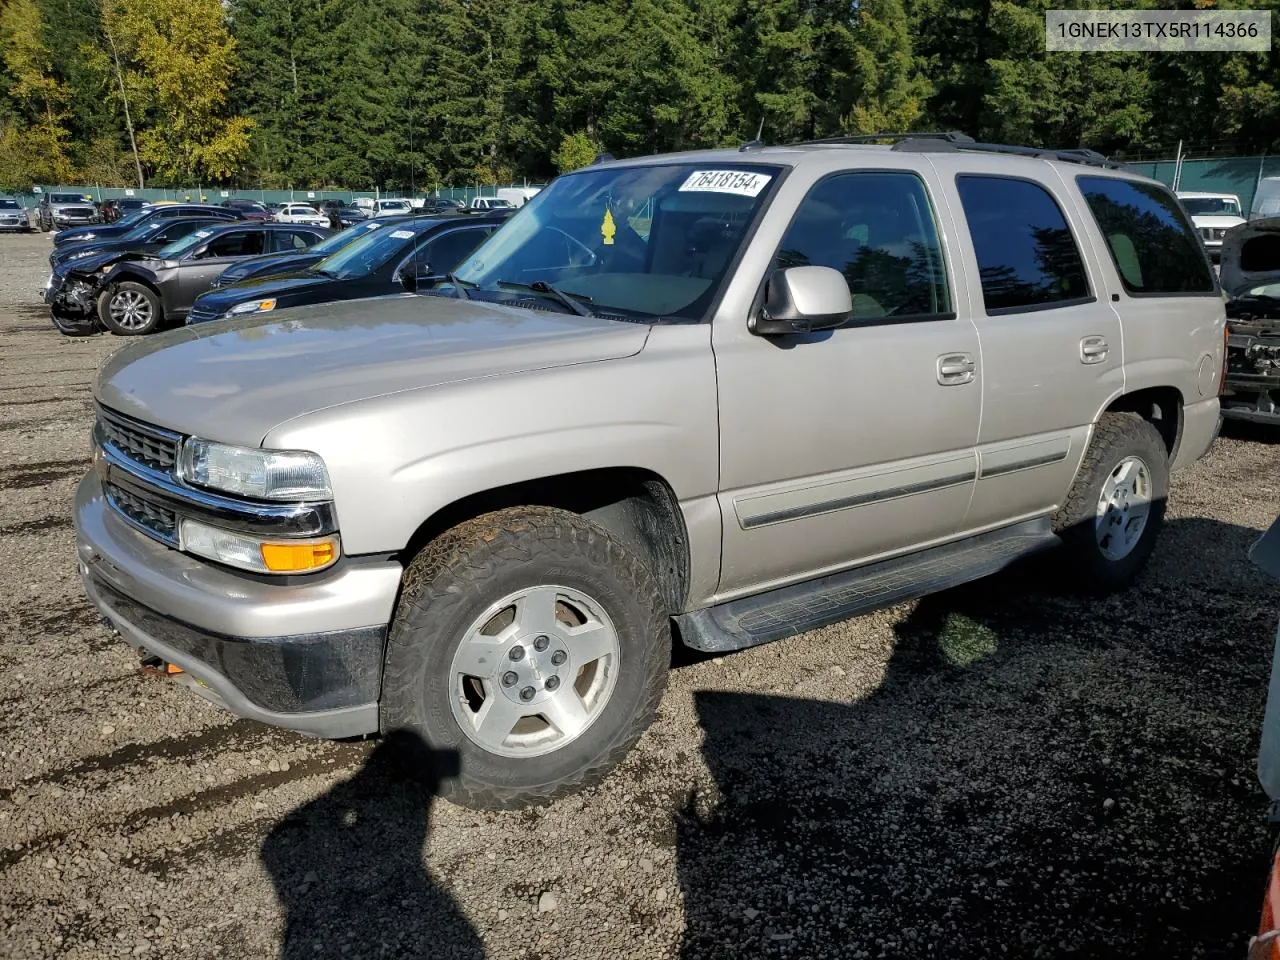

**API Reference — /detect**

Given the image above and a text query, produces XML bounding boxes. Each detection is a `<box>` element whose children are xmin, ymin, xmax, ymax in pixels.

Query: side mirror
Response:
<box><xmin>751</xmin><ymin>265</ymin><xmax>852</xmax><ymax>336</ymax></box>
<box><xmin>191</xmin><ymin>244</ymin><xmax>210</xmax><ymax>259</ymax></box>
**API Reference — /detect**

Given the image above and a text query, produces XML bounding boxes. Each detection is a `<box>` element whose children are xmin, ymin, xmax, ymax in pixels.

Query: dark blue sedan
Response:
<box><xmin>186</xmin><ymin>212</ymin><xmax>509</xmax><ymax>325</ymax></box>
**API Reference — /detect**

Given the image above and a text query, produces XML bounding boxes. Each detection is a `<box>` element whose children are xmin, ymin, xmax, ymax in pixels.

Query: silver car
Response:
<box><xmin>75</xmin><ymin>135</ymin><xmax>1225</xmax><ymax>808</ymax></box>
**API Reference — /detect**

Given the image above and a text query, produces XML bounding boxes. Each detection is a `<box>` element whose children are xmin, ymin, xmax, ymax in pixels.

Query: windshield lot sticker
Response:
<box><xmin>679</xmin><ymin>170</ymin><xmax>772</xmax><ymax>197</ymax></box>
<box><xmin>389</xmin><ymin>230</ymin><xmax>415</xmax><ymax>239</ymax></box>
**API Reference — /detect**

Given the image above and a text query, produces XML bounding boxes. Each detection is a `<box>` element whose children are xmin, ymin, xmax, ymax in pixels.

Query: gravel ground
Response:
<box><xmin>1</xmin><ymin>230</ymin><xmax>1279</xmax><ymax>960</ymax></box>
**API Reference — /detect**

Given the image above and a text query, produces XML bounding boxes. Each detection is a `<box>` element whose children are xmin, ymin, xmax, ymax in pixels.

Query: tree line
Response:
<box><xmin>1</xmin><ymin>0</ymin><xmax>1278</xmax><ymax>193</ymax></box>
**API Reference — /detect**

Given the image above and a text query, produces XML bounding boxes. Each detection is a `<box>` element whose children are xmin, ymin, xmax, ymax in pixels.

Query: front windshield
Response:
<box><xmin>453</xmin><ymin>163</ymin><xmax>781</xmax><ymax>320</ymax></box>
<box><xmin>114</xmin><ymin>208</ymin><xmax>151</xmax><ymax>228</ymax></box>
<box><xmin>0</xmin><ymin>199</ymin><xmax>19</xmax><ymax>209</ymax></box>
<box><xmin>158</xmin><ymin>227</ymin><xmax>217</xmax><ymax>258</ymax></box>
<box><xmin>122</xmin><ymin>220</ymin><xmax>169</xmax><ymax>241</ymax></box>
<box><xmin>51</xmin><ymin>194</ymin><xmax>88</xmax><ymax>204</ymax></box>
<box><xmin>1182</xmin><ymin>197</ymin><xmax>1242</xmax><ymax>217</ymax></box>
<box><xmin>314</xmin><ymin>221</ymin><xmax>426</xmax><ymax>279</ymax></box>
<box><xmin>309</xmin><ymin>219</ymin><xmax>384</xmax><ymax>255</ymax></box>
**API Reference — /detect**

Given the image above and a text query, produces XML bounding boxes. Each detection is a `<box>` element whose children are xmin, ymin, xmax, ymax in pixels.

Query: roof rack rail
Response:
<box><xmin>890</xmin><ymin>137</ymin><xmax>1120</xmax><ymax>168</ymax></box>
<box><xmin>795</xmin><ymin>131</ymin><xmax>974</xmax><ymax>147</ymax></box>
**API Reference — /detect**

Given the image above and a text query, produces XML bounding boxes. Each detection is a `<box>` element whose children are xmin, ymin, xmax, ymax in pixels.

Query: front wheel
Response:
<box><xmin>98</xmin><ymin>281</ymin><xmax>162</xmax><ymax>335</ymax></box>
<box><xmin>1054</xmin><ymin>412</ymin><xmax>1170</xmax><ymax>592</ymax></box>
<box><xmin>381</xmin><ymin>507</ymin><xmax>670</xmax><ymax>810</ymax></box>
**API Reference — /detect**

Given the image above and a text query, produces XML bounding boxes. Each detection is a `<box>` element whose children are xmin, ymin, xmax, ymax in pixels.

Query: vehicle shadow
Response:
<box><xmin>1220</xmin><ymin>418</ymin><xmax>1280</xmax><ymax>445</ymax></box>
<box><xmin>676</xmin><ymin>516</ymin><xmax>1278</xmax><ymax>958</ymax></box>
<box><xmin>260</xmin><ymin>730</ymin><xmax>482</xmax><ymax>960</ymax></box>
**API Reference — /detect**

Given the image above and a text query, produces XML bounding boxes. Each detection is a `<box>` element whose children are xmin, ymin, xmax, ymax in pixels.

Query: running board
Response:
<box><xmin>675</xmin><ymin>518</ymin><xmax>1059</xmax><ymax>653</ymax></box>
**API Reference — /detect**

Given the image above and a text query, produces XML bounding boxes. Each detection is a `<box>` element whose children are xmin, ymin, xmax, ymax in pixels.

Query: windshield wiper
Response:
<box><xmin>444</xmin><ymin>272</ymin><xmax>475</xmax><ymax>300</ymax></box>
<box><xmin>495</xmin><ymin>279</ymin><xmax>594</xmax><ymax>317</ymax></box>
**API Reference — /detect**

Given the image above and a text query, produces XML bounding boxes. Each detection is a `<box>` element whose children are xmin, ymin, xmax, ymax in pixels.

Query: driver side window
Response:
<box><xmin>202</xmin><ymin>230</ymin><xmax>265</xmax><ymax>258</ymax></box>
<box><xmin>776</xmin><ymin>172</ymin><xmax>953</xmax><ymax>321</ymax></box>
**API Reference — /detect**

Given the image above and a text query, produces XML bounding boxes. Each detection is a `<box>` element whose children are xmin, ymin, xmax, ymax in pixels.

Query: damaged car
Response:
<box><xmin>1221</xmin><ymin>218</ymin><xmax>1280</xmax><ymax>426</ymax></box>
<box><xmin>50</xmin><ymin>221</ymin><xmax>328</xmax><ymax>336</ymax></box>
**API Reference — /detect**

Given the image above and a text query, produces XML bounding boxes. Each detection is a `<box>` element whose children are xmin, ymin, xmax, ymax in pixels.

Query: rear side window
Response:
<box><xmin>774</xmin><ymin>171</ymin><xmax>952</xmax><ymax>321</ymax></box>
<box><xmin>956</xmin><ymin>175</ymin><xmax>1090</xmax><ymax>314</ymax></box>
<box><xmin>1076</xmin><ymin>177</ymin><xmax>1214</xmax><ymax>295</ymax></box>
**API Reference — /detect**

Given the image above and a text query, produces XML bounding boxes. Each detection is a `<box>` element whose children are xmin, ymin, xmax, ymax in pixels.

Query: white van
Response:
<box><xmin>1252</xmin><ymin>178</ymin><xmax>1280</xmax><ymax>220</ymax></box>
<box><xmin>495</xmin><ymin>187</ymin><xmax>542</xmax><ymax>208</ymax></box>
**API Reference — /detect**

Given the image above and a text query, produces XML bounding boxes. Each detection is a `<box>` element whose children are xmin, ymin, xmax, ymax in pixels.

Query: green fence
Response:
<box><xmin>4</xmin><ymin>183</ymin><xmax>547</xmax><ymax>208</ymax></box>
<box><xmin>1122</xmin><ymin>155</ymin><xmax>1279</xmax><ymax>214</ymax></box>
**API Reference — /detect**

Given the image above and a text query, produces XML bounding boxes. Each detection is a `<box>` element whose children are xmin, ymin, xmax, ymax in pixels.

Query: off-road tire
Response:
<box><xmin>39</xmin><ymin>219</ymin><xmax>49</xmax><ymax>232</ymax></box>
<box><xmin>1053</xmin><ymin>412</ymin><xmax>1169</xmax><ymax>593</ymax></box>
<box><xmin>98</xmin><ymin>281</ymin><xmax>162</xmax><ymax>336</ymax></box>
<box><xmin>381</xmin><ymin>506</ymin><xmax>671</xmax><ymax>810</ymax></box>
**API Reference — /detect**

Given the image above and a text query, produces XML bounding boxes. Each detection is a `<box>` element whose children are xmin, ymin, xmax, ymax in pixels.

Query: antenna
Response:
<box><xmin>755</xmin><ymin>116</ymin><xmax>765</xmax><ymax>141</ymax></box>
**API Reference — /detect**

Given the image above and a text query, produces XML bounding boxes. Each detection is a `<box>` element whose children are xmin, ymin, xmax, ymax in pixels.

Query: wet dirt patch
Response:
<box><xmin>0</xmin><ymin>516</ymin><xmax>73</xmax><ymax>538</ymax></box>
<box><xmin>0</xmin><ymin>460</ymin><xmax>87</xmax><ymax>490</ymax></box>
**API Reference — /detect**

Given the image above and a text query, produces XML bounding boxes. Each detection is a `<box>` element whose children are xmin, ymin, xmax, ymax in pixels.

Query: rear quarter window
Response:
<box><xmin>1076</xmin><ymin>177</ymin><xmax>1214</xmax><ymax>296</ymax></box>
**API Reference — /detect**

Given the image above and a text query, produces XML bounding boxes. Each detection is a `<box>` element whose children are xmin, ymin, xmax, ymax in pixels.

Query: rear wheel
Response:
<box><xmin>381</xmin><ymin>507</ymin><xmax>670</xmax><ymax>810</ymax></box>
<box><xmin>98</xmin><ymin>281</ymin><xmax>162</xmax><ymax>335</ymax></box>
<box><xmin>1054</xmin><ymin>413</ymin><xmax>1169</xmax><ymax>592</ymax></box>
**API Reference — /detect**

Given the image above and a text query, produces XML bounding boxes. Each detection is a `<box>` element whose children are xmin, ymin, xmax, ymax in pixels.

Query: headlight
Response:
<box><xmin>180</xmin><ymin>518</ymin><xmax>339</xmax><ymax>574</ymax></box>
<box><xmin>178</xmin><ymin>439</ymin><xmax>332</xmax><ymax>501</ymax></box>
<box><xmin>227</xmin><ymin>298</ymin><xmax>276</xmax><ymax>317</ymax></box>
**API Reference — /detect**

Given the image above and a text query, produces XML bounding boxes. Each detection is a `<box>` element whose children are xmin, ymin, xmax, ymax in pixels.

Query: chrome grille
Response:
<box><xmin>104</xmin><ymin>482</ymin><xmax>179</xmax><ymax>546</ymax></box>
<box><xmin>97</xmin><ymin>406</ymin><xmax>180</xmax><ymax>473</ymax></box>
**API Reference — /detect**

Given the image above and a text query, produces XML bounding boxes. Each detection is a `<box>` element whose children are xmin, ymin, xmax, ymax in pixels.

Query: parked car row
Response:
<box><xmin>45</xmin><ymin>208</ymin><xmax>511</xmax><ymax>336</ymax></box>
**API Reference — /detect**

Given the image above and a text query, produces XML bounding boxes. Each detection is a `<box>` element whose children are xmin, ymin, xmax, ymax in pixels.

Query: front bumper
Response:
<box><xmin>74</xmin><ymin>471</ymin><xmax>402</xmax><ymax>737</ymax></box>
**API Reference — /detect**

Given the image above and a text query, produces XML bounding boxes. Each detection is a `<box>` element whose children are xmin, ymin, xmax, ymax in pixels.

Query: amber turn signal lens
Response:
<box><xmin>260</xmin><ymin>539</ymin><xmax>338</xmax><ymax>573</ymax></box>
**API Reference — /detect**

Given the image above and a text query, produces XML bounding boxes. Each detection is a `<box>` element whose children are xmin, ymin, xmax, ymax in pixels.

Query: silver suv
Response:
<box><xmin>37</xmin><ymin>191</ymin><xmax>100</xmax><ymax>231</ymax></box>
<box><xmin>75</xmin><ymin>135</ymin><xmax>1225</xmax><ymax>808</ymax></box>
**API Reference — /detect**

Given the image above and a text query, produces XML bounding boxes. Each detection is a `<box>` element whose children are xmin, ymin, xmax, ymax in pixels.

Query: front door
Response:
<box><xmin>176</xmin><ymin>229</ymin><xmax>267</xmax><ymax>313</ymax></box>
<box><xmin>938</xmin><ymin>166</ymin><xmax>1125</xmax><ymax>529</ymax></box>
<box><xmin>713</xmin><ymin>167</ymin><xmax>983</xmax><ymax>598</ymax></box>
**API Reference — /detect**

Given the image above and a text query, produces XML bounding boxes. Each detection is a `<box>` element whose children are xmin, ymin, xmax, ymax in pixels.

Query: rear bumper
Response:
<box><xmin>74</xmin><ymin>472</ymin><xmax>401</xmax><ymax>738</ymax></box>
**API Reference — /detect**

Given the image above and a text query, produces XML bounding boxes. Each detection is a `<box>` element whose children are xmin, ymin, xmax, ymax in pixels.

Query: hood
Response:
<box><xmin>1220</xmin><ymin>217</ymin><xmax>1280</xmax><ymax>299</ymax></box>
<box><xmin>1190</xmin><ymin>214</ymin><xmax>1246</xmax><ymax>229</ymax></box>
<box><xmin>52</xmin><ymin>237</ymin><xmax>154</xmax><ymax>267</ymax></box>
<box><xmin>54</xmin><ymin>223</ymin><xmax>123</xmax><ymax>245</ymax></box>
<box><xmin>95</xmin><ymin>294</ymin><xmax>652</xmax><ymax>445</ymax></box>
<box><xmin>55</xmin><ymin>246</ymin><xmax>142</xmax><ymax>277</ymax></box>
<box><xmin>67</xmin><ymin>249</ymin><xmax>164</xmax><ymax>278</ymax></box>
<box><xmin>217</xmin><ymin>251</ymin><xmax>320</xmax><ymax>283</ymax></box>
<box><xmin>195</xmin><ymin>273</ymin><xmax>331</xmax><ymax>313</ymax></box>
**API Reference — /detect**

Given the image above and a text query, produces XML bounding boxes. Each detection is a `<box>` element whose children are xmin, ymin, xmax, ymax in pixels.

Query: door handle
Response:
<box><xmin>1080</xmin><ymin>336</ymin><xmax>1109</xmax><ymax>364</ymax></box>
<box><xmin>937</xmin><ymin>353</ymin><xmax>976</xmax><ymax>385</ymax></box>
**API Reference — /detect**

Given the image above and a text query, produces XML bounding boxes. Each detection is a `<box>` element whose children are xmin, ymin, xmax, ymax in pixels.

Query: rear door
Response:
<box><xmin>1073</xmin><ymin>174</ymin><xmax>1222</xmax><ymax>458</ymax></box>
<box><xmin>175</xmin><ymin>229</ymin><xmax>267</xmax><ymax>311</ymax></box>
<box><xmin>939</xmin><ymin>163</ymin><xmax>1124</xmax><ymax>529</ymax></box>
